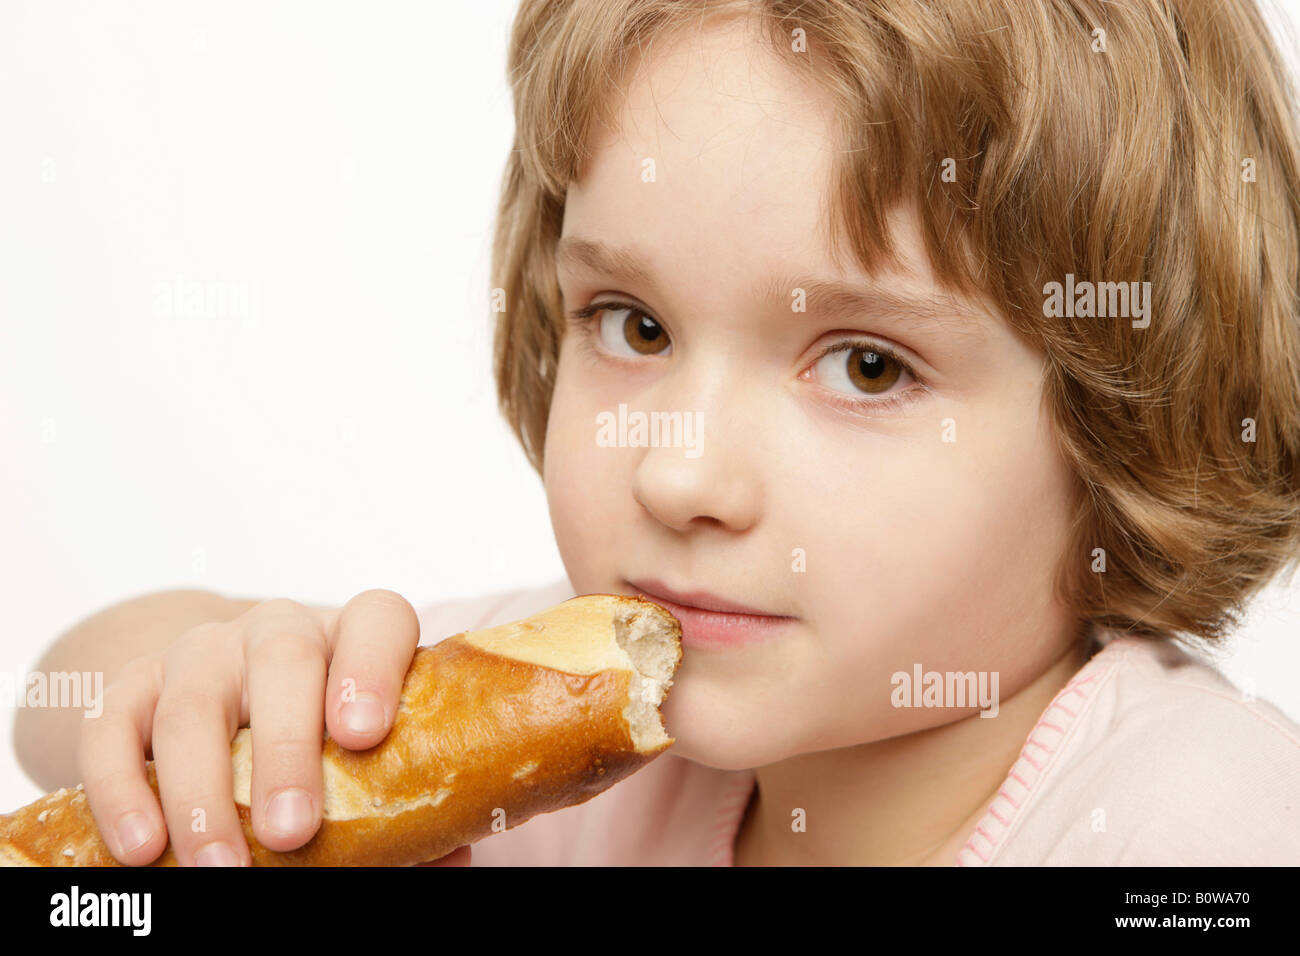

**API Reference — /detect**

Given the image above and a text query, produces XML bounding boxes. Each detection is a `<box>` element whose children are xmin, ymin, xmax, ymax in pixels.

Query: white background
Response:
<box><xmin>3</xmin><ymin>0</ymin><xmax>1299</xmax><ymax>813</ymax></box>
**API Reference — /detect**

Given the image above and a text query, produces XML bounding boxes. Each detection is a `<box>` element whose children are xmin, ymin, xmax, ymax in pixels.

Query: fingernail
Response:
<box><xmin>341</xmin><ymin>692</ymin><xmax>385</xmax><ymax>735</ymax></box>
<box><xmin>194</xmin><ymin>841</ymin><xmax>240</xmax><ymax>866</ymax></box>
<box><xmin>266</xmin><ymin>787</ymin><xmax>313</xmax><ymax>834</ymax></box>
<box><xmin>115</xmin><ymin>810</ymin><xmax>153</xmax><ymax>854</ymax></box>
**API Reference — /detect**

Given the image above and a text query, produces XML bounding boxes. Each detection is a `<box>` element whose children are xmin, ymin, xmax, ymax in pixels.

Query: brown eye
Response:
<box><xmin>591</xmin><ymin>305</ymin><xmax>671</xmax><ymax>357</ymax></box>
<box><xmin>844</xmin><ymin>347</ymin><xmax>901</xmax><ymax>394</ymax></box>
<box><xmin>622</xmin><ymin>309</ymin><xmax>669</xmax><ymax>355</ymax></box>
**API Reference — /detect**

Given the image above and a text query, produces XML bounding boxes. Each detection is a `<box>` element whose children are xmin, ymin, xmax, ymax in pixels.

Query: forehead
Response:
<box><xmin>609</xmin><ymin>15</ymin><xmax>831</xmax><ymax>143</ymax></box>
<box><xmin>565</xmin><ymin>15</ymin><xmax>838</xmax><ymax>258</ymax></box>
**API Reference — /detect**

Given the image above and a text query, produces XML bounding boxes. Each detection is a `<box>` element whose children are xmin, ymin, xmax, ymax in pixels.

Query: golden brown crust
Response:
<box><xmin>0</xmin><ymin>595</ymin><xmax>680</xmax><ymax>866</ymax></box>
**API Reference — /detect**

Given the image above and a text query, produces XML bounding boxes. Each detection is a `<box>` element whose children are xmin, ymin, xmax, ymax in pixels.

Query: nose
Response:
<box><xmin>630</xmin><ymin>386</ymin><xmax>761</xmax><ymax>534</ymax></box>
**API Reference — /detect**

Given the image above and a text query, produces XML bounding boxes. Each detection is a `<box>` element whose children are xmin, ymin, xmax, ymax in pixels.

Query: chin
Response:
<box><xmin>659</xmin><ymin>693</ymin><xmax>790</xmax><ymax>771</ymax></box>
<box><xmin>665</xmin><ymin>735</ymin><xmax>763</xmax><ymax>772</ymax></box>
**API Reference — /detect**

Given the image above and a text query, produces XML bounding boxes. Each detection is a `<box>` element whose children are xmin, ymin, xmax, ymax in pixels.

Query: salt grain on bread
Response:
<box><xmin>0</xmin><ymin>594</ymin><xmax>682</xmax><ymax>866</ymax></box>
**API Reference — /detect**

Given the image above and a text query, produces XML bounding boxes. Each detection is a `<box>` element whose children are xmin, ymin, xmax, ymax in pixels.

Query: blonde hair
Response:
<box><xmin>491</xmin><ymin>0</ymin><xmax>1300</xmax><ymax>650</ymax></box>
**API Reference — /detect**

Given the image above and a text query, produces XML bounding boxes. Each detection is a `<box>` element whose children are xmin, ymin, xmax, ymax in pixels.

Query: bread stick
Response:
<box><xmin>0</xmin><ymin>593</ymin><xmax>682</xmax><ymax>866</ymax></box>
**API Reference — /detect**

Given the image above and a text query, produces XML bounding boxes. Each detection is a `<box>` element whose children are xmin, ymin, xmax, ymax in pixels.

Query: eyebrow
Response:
<box><xmin>555</xmin><ymin>236</ymin><xmax>985</xmax><ymax>339</ymax></box>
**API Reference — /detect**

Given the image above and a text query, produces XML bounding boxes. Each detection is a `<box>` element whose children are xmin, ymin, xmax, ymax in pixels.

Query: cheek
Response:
<box><xmin>542</xmin><ymin>346</ymin><xmax>623</xmax><ymax>590</ymax></box>
<box><xmin>761</xmin><ymin>408</ymin><xmax>1076</xmax><ymax>733</ymax></box>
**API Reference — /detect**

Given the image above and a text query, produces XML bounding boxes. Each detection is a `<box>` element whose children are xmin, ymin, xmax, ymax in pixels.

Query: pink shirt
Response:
<box><xmin>416</xmin><ymin>578</ymin><xmax>1300</xmax><ymax>865</ymax></box>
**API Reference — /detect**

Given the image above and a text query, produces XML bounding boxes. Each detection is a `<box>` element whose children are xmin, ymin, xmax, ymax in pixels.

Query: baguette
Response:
<box><xmin>0</xmin><ymin>593</ymin><xmax>682</xmax><ymax>866</ymax></box>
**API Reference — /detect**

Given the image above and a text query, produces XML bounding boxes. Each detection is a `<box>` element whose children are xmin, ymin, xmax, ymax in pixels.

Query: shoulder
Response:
<box><xmin>983</xmin><ymin>636</ymin><xmax>1300</xmax><ymax>866</ymax></box>
<box><xmin>1084</xmin><ymin>636</ymin><xmax>1300</xmax><ymax>781</ymax></box>
<box><xmin>414</xmin><ymin>577</ymin><xmax>577</xmax><ymax>646</ymax></box>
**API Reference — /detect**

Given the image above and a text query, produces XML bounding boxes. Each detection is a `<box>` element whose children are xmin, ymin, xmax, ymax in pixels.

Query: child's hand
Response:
<box><xmin>77</xmin><ymin>589</ymin><xmax>421</xmax><ymax>866</ymax></box>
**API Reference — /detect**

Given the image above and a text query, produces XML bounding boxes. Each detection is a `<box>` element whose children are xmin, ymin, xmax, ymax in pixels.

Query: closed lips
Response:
<box><xmin>625</xmin><ymin>580</ymin><xmax>796</xmax><ymax>650</ymax></box>
<box><xmin>625</xmin><ymin>578</ymin><xmax>791</xmax><ymax>617</ymax></box>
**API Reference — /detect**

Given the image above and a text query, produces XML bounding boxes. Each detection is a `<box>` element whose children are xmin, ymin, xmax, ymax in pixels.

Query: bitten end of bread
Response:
<box><xmin>456</xmin><ymin>593</ymin><xmax>681</xmax><ymax>754</ymax></box>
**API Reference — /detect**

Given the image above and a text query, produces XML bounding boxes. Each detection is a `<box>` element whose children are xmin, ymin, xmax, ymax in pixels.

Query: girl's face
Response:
<box><xmin>543</xmin><ymin>17</ymin><xmax>1080</xmax><ymax>770</ymax></box>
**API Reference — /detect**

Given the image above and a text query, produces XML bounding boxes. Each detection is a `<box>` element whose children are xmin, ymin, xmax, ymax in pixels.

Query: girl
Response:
<box><xmin>17</xmin><ymin>0</ymin><xmax>1300</xmax><ymax>865</ymax></box>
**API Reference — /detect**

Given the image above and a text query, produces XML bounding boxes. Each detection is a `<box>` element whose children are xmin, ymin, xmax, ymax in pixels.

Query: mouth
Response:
<box><xmin>623</xmin><ymin>577</ymin><xmax>796</xmax><ymax>650</ymax></box>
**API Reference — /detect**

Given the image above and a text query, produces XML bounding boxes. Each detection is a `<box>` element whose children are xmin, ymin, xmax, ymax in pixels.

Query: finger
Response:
<box><xmin>150</xmin><ymin>623</ymin><xmax>248</xmax><ymax>866</ymax></box>
<box><xmin>242</xmin><ymin>599</ymin><xmax>328</xmax><ymax>852</ymax></box>
<box><xmin>78</xmin><ymin>655</ymin><xmax>170</xmax><ymax>865</ymax></box>
<box><xmin>323</xmin><ymin>589</ymin><xmax>420</xmax><ymax>750</ymax></box>
<box><xmin>412</xmin><ymin>845</ymin><xmax>472</xmax><ymax>866</ymax></box>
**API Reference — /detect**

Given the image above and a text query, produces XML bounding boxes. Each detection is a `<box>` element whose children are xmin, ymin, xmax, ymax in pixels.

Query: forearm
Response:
<box><xmin>10</xmin><ymin>589</ymin><xmax>264</xmax><ymax>793</ymax></box>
